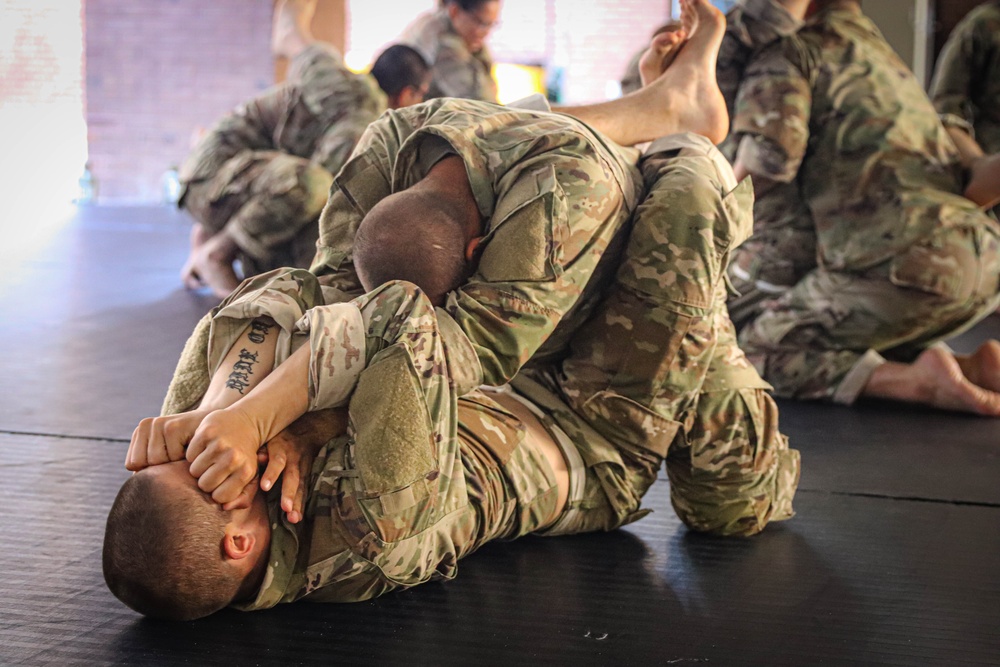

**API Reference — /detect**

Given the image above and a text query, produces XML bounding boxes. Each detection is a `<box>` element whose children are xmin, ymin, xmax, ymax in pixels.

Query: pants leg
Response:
<box><xmin>181</xmin><ymin>150</ymin><xmax>333</xmax><ymax>277</ymax></box>
<box><xmin>527</xmin><ymin>134</ymin><xmax>798</xmax><ymax>536</ymax></box>
<box><xmin>738</xmin><ymin>221</ymin><xmax>1000</xmax><ymax>402</ymax></box>
<box><xmin>667</xmin><ymin>298</ymin><xmax>799</xmax><ymax>535</ymax></box>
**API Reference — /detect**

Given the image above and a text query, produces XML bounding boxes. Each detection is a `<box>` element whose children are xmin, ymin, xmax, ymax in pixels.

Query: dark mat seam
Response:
<box><xmin>797</xmin><ymin>487</ymin><xmax>1000</xmax><ymax>508</ymax></box>
<box><xmin>0</xmin><ymin>429</ymin><xmax>127</xmax><ymax>444</ymax></box>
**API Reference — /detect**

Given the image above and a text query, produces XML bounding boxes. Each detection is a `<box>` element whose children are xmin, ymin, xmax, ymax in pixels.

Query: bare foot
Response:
<box><xmin>641</xmin><ymin>0</ymin><xmax>730</xmax><ymax>144</ymax></box>
<box><xmin>956</xmin><ymin>340</ymin><xmax>1000</xmax><ymax>393</ymax></box>
<box><xmin>965</xmin><ymin>153</ymin><xmax>1000</xmax><ymax>210</ymax></box>
<box><xmin>271</xmin><ymin>0</ymin><xmax>317</xmax><ymax>60</ymax></box>
<box><xmin>638</xmin><ymin>25</ymin><xmax>686</xmax><ymax>87</ymax></box>
<box><xmin>180</xmin><ymin>257</ymin><xmax>204</xmax><ymax>291</ymax></box>
<box><xmin>189</xmin><ymin>232</ymin><xmax>241</xmax><ymax>299</ymax></box>
<box><xmin>864</xmin><ymin>346</ymin><xmax>1000</xmax><ymax>416</ymax></box>
<box><xmin>551</xmin><ymin>0</ymin><xmax>727</xmax><ymax>147</ymax></box>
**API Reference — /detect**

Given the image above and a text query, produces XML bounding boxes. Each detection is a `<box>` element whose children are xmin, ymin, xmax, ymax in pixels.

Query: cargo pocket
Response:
<box><xmin>889</xmin><ymin>226</ymin><xmax>980</xmax><ymax>303</ymax></box>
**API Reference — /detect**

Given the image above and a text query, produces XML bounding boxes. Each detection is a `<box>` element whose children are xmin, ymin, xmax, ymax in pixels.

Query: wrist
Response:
<box><xmin>221</xmin><ymin>403</ymin><xmax>271</xmax><ymax>453</ymax></box>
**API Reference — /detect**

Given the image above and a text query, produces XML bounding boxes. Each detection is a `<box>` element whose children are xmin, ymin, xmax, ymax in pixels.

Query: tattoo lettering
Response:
<box><xmin>225</xmin><ymin>348</ymin><xmax>259</xmax><ymax>394</ymax></box>
<box><xmin>247</xmin><ymin>319</ymin><xmax>273</xmax><ymax>344</ymax></box>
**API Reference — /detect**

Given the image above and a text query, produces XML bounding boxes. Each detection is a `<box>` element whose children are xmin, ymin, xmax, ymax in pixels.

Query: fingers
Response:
<box><xmin>125</xmin><ymin>419</ymin><xmax>152</xmax><ymax>471</ymax></box>
<box><xmin>126</xmin><ymin>416</ymin><xmax>193</xmax><ymax>471</ymax></box>
<box><xmin>280</xmin><ymin>460</ymin><xmax>305</xmax><ymax>524</ymax></box>
<box><xmin>222</xmin><ymin>476</ymin><xmax>259</xmax><ymax>511</ymax></box>
<box><xmin>260</xmin><ymin>450</ymin><xmax>288</xmax><ymax>493</ymax></box>
<box><xmin>201</xmin><ymin>460</ymin><xmax>258</xmax><ymax>505</ymax></box>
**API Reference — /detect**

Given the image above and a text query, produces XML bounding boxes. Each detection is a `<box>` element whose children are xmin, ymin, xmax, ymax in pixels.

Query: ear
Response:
<box><xmin>222</xmin><ymin>525</ymin><xmax>257</xmax><ymax>561</ymax></box>
<box><xmin>464</xmin><ymin>236</ymin><xmax>484</xmax><ymax>263</ymax></box>
<box><xmin>447</xmin><ymin>2</ymin><xmax>461</xmax><ymax>22</ymax></box>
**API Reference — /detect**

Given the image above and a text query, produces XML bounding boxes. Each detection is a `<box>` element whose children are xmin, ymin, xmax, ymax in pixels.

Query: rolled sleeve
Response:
<box><xmin>731</xmin><ymin>43</ymin><xmax>813</xmax><ymax>183</ymax></box>
<box><xmin>296</xmin><ymin>303</ymin><xmax>368</xmax><ymax>411</ymax></box>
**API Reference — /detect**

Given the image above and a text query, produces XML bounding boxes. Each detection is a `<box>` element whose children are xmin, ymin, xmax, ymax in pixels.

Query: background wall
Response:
<box><xmin>14</xmin><ymin>0</ymin><xmax>984</xmax><ymax>205</ymax></box>
<box><xmin>84</xmin><ymin>0</ymin><xmax>274</xmax><ymax>202</ymax></box>
<box><xmin>0</xmin><ymin>0</ymin><xmax>86</xmax><ymax>218</ymax></box>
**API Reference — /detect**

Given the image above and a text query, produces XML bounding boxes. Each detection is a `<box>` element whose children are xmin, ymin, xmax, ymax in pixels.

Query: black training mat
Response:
<box><xmin>1</xmin><ymin>206</ymin><xmax>999</xmax><ymax>666</ymax></box>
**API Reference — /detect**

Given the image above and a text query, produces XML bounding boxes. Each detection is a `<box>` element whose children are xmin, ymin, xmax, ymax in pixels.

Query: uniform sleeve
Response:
<box><xmin>209</xmin><ymin>269</ymin><xmax>471</xmax><ymax>412</ymax></box>
<box><xmin>309</xmin><ymin>124</ymin><xmax>397</xmax><ymax>304</ymax></box>
<box><xmin>428</xmin><ymin>37</ymin><xmax>498</xmax><ymax>102</ymax></box>
<box><xmin>929</xmin><ymin>15</ymin><xmax>983</xmax><ymax>134</ymax></box>
<box><xmin>444</xmin><ymin>153</ymin><xmax>631</xmax><ymax>387</ymax></box>
<box><xmin>731</xmin><ymin>41</ymin><xmax>813</xmax><ymax>183</ymax></box>
<box><xmin>178</xmin><ymin>85</ymin><xmax>290</xmax><ymax>184</ymax></box>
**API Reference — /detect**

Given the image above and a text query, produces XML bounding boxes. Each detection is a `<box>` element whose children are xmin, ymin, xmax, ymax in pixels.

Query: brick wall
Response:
<box><xmin>85</xmin><ymin>0</ymin><xmax>273</xmax><ymax>203</ymax></box>
<box><xmin>82</xmin><ymin>0</ymin><xmax>737</xmax><ymax>203</ymax></box>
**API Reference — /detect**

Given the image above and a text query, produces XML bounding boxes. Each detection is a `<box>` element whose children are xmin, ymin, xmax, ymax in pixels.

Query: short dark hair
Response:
<box><xmin>354</xmin><ymin>190</ymin><xmax>471</xmax><ymax>306</ymax></box>
<box><xmin>103</xmin><ymin>472</ymin><xmax>239</xmax><ymax>621</ymax></box>
<box><xmin>447</xmin><ymin>0</ymin><xmax>497</xmax><ymax>11</ymax></box>
<box><xmin>370</xmin><ymin>44</ymin><xmax>430</xmax><ymax>97</ymax></box>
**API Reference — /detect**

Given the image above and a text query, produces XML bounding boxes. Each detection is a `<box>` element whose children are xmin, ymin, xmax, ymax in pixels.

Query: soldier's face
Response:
<box><xmin>449</xmin><ymin>1</ymin><xmax>501</xmax><ymax>52</ymax></box>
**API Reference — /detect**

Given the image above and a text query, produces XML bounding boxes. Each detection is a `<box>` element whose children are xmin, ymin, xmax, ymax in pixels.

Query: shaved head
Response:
<box><xmin>354</xmin><ymin>189</ymin><xmax>475</xmax><ymax>305</ymax></box>
<box><xmin>103</xmin><ymin>462</ymin><xmax>241</xmax><ymax>621</ymax></box>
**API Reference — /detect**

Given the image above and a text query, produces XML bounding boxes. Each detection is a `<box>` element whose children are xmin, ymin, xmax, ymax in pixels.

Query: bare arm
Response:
<box><xmin>125</xmin><ymin>317</ymin><xmax>280</xmax><ymax>471</ymax></box>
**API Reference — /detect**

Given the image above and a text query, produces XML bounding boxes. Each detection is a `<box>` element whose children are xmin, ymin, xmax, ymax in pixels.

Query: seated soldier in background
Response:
<box><xmin>729</xmin><ymin>0</ymin><xmax>1000</xmax><ymax>415</ymax></box>
<box><xmin>179</xmin><ymin>0</ymin><xmax>430</xmax><ymax>298</ymax></box>
<box><xmin>105</xmin><ymin>44</ymin><xmax>797</xmax><ymax>622</ymax></box>
<box><xmin>398</xmin><ymin>0</ymin><xmax>501</xmax><ymax>103</ymax></box>
<box><xmin>715</xmin><ymin>0</ymin><xmax>814</xmax><ymax>325</ymax></box>
<box><xmin>930</xmin><ymin>0</ymin><xmax>1000</xmax><ymax>212</ymax></box>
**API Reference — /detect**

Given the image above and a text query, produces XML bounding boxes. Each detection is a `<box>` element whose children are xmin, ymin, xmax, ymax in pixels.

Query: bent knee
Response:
<box><xmin>668</xmin><ymin>445</ymin><xmax>800</xmax><ymax>537</ymax></box>
<box><xmin>667</xmin><ymin>388</ymin><xmax>801</xmax><ymax>536</ymax></box>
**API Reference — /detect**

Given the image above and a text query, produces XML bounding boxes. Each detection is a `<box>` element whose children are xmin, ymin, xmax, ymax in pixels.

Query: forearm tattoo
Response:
<box><xmin>225</xmin><ymin>349</ymin><xmax>259</xmax><ymax>394</ymax></box>
<box><xmin>247</xmin><ymin>318</ymin><xmax>273</xmax><ymax>344</ymax></box>
<box><xmin>224</xmin><ymin>318</ymin><xmax>273</xmax><ymax>394</ymax></box>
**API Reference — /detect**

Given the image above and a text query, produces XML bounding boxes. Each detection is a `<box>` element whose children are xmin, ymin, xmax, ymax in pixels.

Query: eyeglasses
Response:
<box><xmin>461</xmin><ymin>9</ymin><xmax>501</xmax><ymax>31</ymax></box>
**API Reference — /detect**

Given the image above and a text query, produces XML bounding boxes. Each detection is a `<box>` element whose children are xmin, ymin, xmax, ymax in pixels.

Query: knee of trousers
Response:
<box><xmin>665</xmin><ymin>387</ymin><xmax>800</xmax><ymax>537</ymax></box>
<box><xmin>236</xmin><ymin>158</ymin><xmax>333</xmax><ymax>235</ymax></box>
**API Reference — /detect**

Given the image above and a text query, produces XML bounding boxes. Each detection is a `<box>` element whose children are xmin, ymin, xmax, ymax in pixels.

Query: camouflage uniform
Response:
<box><xmin>399</xmin><ymin>9</ymin><xmax>498</xmax><ymax>103</ymax></box>
<box><xmin>729</xmin><ymin>5</ymin><xmax>1000</xmax><ymax>402</ymax></box>
<box><xmin>715</xmin><ymin>0</ymin><xmax>815</xmax><ymax>325</ymax></box>
<box><xmin>310</xmin><ymin>97</ymin><xmax>644</xmax><ymax>386</ymax></box>
<box><xmin>168</xmin><ymin>132</ymin><xmax>796</xmax><ymax>609</ymax></box>
<box><xmin>930</xmin><ymin>1</ymin><xmax>1000</xmax><ymax>155</ymax></box>
<box><xmin>179</xmin><ymin>44</ymin><xmax>386</xmax><ymax>277</ymax></box>
<box><xmin>161</xmin><ymin>98</ymin><xmax>642</xmax><ymax>417</ymax></box>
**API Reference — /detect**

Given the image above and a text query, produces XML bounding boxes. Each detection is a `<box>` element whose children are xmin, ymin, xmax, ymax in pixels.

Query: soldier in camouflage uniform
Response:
<box><xmin>728</xmin><ymin>0</ymin><xmax>1000</xmax><ymax>415</ymax></box>
<box><xmin>399</xmin><ymin>0</ymin><xmax>500</xmax><ymax>103</ymax></box>
<box><xmin>107</xmin><ymin>130</ymin><xmax>798</xmax><ymax>620</ymax></box>
<box><xmin>105</xmin><ymin>2</ymin><xmax>798</xmax><ymax>619</ymax></box>
<box><xmin>178</xmin><ymin>0</ymin><xmax>430</xmax><ymax>298</ymax></box>
<box><xmin>931</xmin><ymin>2</ymin><xmax>1000</xmax><ymax>160</ymax></box>
<box><xmin>930</xmin><ymin>1</ymin><xmax>1000</xmax><ymax>215</ymax></box>
<box><xmin>714</xmin><ymin>0</ymin><xmax>815</xmax><ymax>326</ymax></box>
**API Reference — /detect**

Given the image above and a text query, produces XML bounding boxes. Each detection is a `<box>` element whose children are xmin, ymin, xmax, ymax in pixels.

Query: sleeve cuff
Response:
<box><xmin>645</xmin><ymin>133</ymin><xmax>739</xmax><ymax>192</ymax></box>
<box><xmin>938</xmin><ymin>112</ymin><xmax>975</xmax><ymax>137</ymax></box>
<box><xmin>832</xmin><ymin>349</ymin><xmax>886</xmax><ymax>405</ymax></box>
<box><xmin>295</xmin><ymin>303</ymin><xmax>368</xmax><ymax>411</ymax></box>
